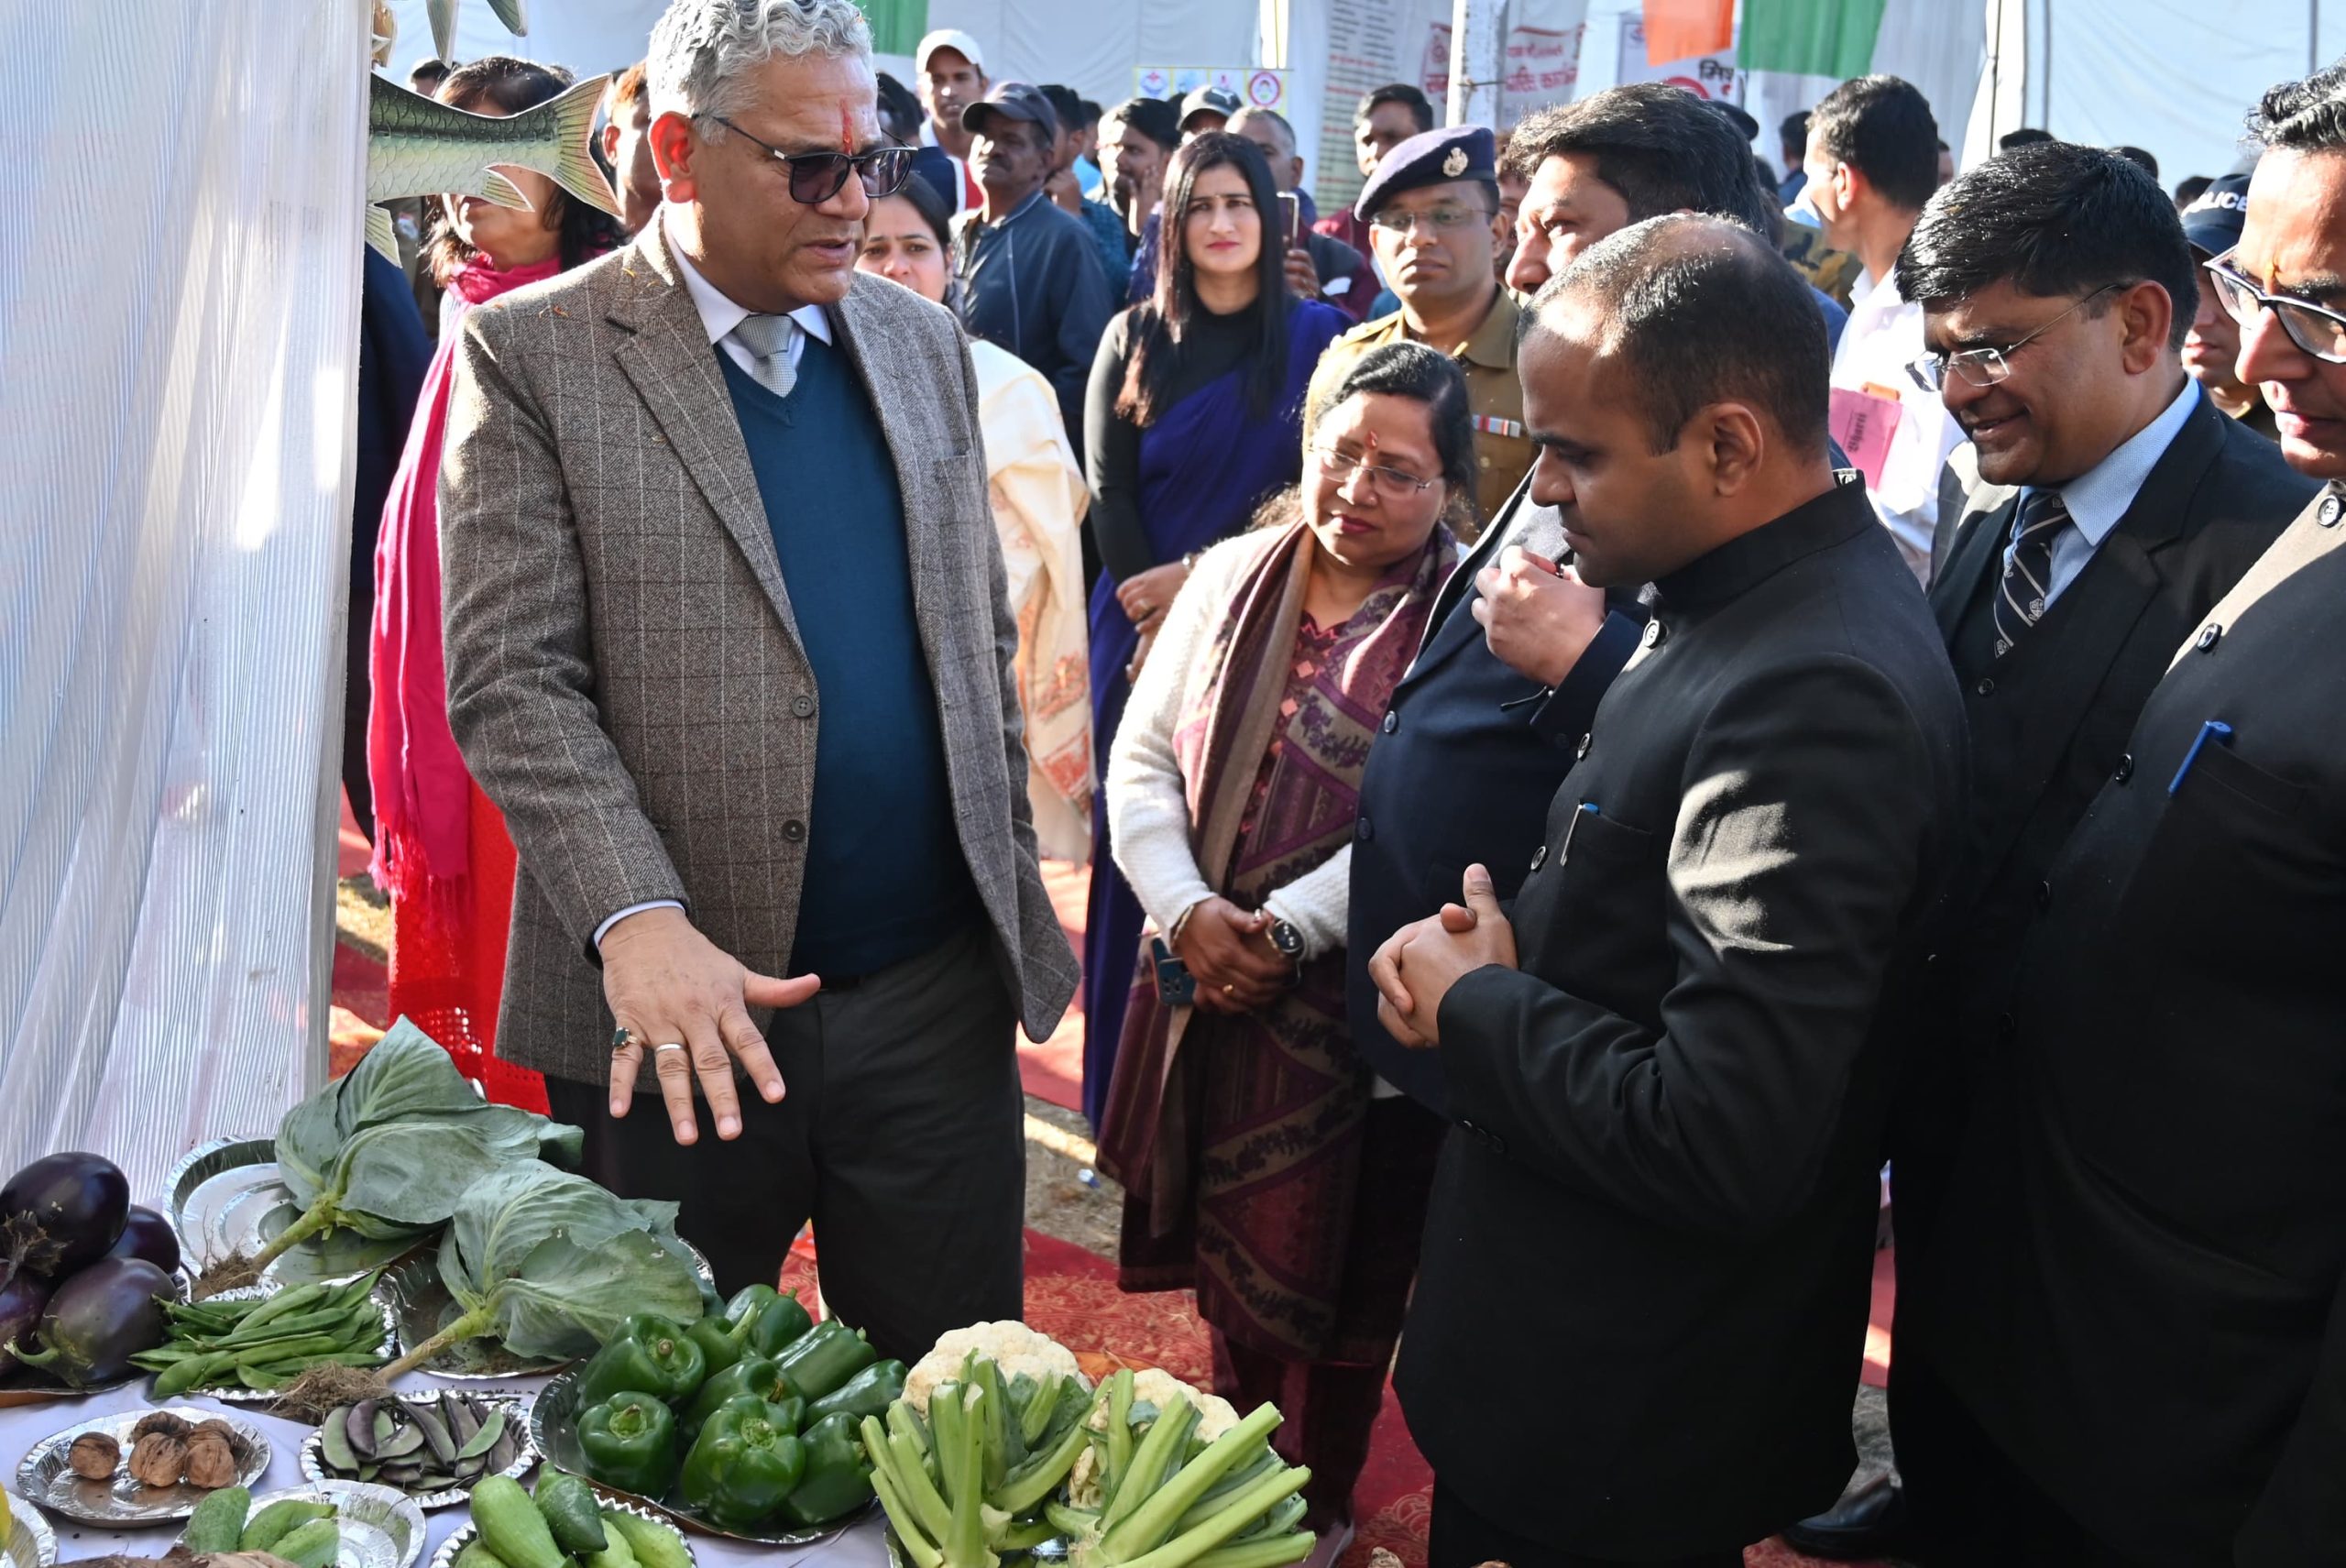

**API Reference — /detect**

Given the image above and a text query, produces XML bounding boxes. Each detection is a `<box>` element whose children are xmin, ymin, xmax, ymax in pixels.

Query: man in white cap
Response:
<box><xmin>916</xmin><ymin>28</ymin><xmax>985</xmax><ymax>165</ymax></box>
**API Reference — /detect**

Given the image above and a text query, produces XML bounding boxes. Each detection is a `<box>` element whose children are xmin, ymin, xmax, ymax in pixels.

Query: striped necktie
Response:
<box><xmin>728</xmin><ymin>313</ymin><xmax>798</xmax><ymax>399</ymax></box>
<box><xmin>1994</xmin><ymin>488</ymin><xmax>2068</xmax><ymax>656</ymax></box>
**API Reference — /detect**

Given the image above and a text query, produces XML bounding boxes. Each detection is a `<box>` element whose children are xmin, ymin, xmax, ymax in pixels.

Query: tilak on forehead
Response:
<box><xmin>840</xmin><ymin>101</ymin><xmax>854</xmax><ymax>153</ymax></box>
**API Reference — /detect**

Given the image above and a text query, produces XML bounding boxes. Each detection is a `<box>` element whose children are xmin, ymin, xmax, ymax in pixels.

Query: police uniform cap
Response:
<box><xmin>1354</xmin><ymin>125</ymin><xmax>1497</xmax><ymax>221</ymax></box>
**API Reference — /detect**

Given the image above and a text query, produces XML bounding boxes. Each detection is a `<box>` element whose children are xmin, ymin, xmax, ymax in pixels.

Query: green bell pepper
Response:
<box><xmin>576</xmin><ymin>1314</ymin><xmax>708</xmax><ymax>1409</ymax></box>
<box><xmin>685</xmin><ymin>1354</ymin><xmax>804</xmax><ymax>1440</ymax></box>
<box><xmin>723</xmin><ymin>1285</ymin><xmax>815</xmax><ymax>1360</ymax></box>
<box><xmin>805</xmin><ymin>1358</ymin><xmax>906</xmax><ymax>1426</ymax></box>
<box><xmin>685</xmin><ymin>1317</ymin><xmax>746</xmax><ymax>1378</ymax></box>
<box><xmin>770</xmin><ymin>1318</ymin><xmax>876</xmax><ymax>1403</ymax></box>
<box><xmin>679</xmin><ymin>1395</ymin><xmax>806</xmax><ymax>1530</ymax></box>
<box><xmin>578</xmin><ymin>1390</ymin><xmax>683</xmax><ymax>1497</ymax></box>
<box><xmin>774</xmin><ymin>1412</ymin><xmax>874</xmax><ymax>1528</ymax></box>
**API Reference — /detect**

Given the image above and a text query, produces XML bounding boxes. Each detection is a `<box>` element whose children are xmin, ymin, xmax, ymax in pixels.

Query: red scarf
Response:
<box><xmin>367</xmin><ymin>253</ymin><xmax>564</xmax><ymax>924</ymax></box>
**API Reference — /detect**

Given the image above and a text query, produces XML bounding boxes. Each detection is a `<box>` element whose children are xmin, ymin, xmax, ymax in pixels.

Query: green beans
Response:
<box><xmin>132</xmin><ymin>1273</ymin><xmax>389</xmax><ymax>1391</ymax></box>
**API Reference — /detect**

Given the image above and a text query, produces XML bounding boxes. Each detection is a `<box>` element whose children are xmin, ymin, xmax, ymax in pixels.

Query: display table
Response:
<box><xmin>0</xmin><ymin>1371</ymin><xmax>889</xmax><ymax>1568</ymax></box>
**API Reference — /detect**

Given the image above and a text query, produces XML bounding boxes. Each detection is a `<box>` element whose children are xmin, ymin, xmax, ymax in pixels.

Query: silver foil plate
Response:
<box><xmin>13</xmin><ymin>1406</ymin><xmax>271</xmax><ymax>1526</ymax></box>
<box><xmin>165</xmin><ymin>1139</ymin><xmax>421</xmax><ymax>1286</ymax></box>
<box><xmin>530</xmin><ymin>1370</ymin><xmax>868</xmax><ymax>1546</ymax></box>
<box><xmin>432</xmin><ymin>1494</ymin><xmax>697</xmax><ymax>1568</ymax></box>
<box><xmin>178</xmin><ymin>1284</ymin><xmax>399</xmax><ymax>1404</ymax></box>
<box><xmin>3</xmin><ymin>1492</ymin><xmax>57</xmax><ymax>1568</ymax></box>
<box><xmin>218</xmin><ymin>1480</ymin><xmax>430</xmax><ymax>1568</ymax></box>
<box><xmin>299</xmin><ymin>1391</ymin><xmax>539</xmax><ymax>1508</ymax></box>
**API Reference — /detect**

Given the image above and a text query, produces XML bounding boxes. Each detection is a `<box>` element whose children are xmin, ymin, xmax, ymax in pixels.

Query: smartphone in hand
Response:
<box><xmin>1278</xmin><ymin>192</ymin><xmax>1301</xmax><ymax>249</ymax></box>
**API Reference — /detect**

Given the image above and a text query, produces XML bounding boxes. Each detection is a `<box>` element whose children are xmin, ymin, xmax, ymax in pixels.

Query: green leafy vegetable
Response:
<box><xmin>380</xmin><ymin>1162</ymin><xmax>704</xmax><ymax>1377</ymax></box>
<box><xmin>249</xmin><ymin>1023</ymin><xmax>583</xmax><ymax>1275</ymax></box>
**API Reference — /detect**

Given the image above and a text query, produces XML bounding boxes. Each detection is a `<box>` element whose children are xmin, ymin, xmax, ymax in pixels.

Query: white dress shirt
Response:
<box><xmin>2011</xmin><ymin>378</ymin><xmax>2201</xmax><ymax>608</ymax></box>
<box><xmin>594</xmin><ymin>223</ymin><xmax>837</xmax><ymax>952</ymax></box>
<box><xmin>1830</xmin><ymin>269</ymin><xmax>1964</xmax><ymax>581</ymax></box>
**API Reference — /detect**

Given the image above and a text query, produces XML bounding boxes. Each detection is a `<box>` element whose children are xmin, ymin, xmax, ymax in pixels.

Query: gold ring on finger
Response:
<box><xmin>610</xmin><ymin>1026</ymin><xmax>636</xmax><ymax>1054</ymax></box>
<box><xmin>1222</xmin><ymin>983</ymin><xmax>1234</xmax><ymax>995</ymax></box>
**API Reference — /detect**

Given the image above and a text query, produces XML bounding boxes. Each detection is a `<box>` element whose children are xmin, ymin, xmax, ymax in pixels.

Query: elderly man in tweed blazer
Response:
<box><xmin>436</xmin><ymin>0</ymin><xmax>1078</xmax><ymax>1356</ymax></box>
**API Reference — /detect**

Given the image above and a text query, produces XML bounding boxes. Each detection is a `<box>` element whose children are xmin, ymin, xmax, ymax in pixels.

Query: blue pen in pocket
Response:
<box><xmin>2168</xmin><ymin>719</ymin><xmax>2234</xmax><ymax>795</ymax></box>
<box><xmin>1560</xmin><ymin>800</ymin><xmax>1600</xmax><ymax>863</ymax></box>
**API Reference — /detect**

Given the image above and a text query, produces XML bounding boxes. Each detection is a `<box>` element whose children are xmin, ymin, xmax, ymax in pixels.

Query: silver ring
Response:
<box><xmin>653</xmin><ymin>1042</ymin><xmax>687</xmax><ymax>1054</ymax></box>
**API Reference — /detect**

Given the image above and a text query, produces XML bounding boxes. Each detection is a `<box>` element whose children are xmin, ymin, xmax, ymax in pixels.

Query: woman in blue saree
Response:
<box><xmin>1080</xmin><ymin>132</ymin><xmax>1348</xmax><ymax>1125</ymax></box>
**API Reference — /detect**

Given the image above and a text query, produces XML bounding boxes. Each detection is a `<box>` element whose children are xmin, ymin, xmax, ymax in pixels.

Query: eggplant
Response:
<box><xmin>104</xmin><ymin>1206</ymin><xmax>181</xmax><ymax>1275</ymax></box>
<box><xmin>0</xmin><ymin>1152</ymin><xmax>129</xmax><ymax>1282</ymax></box>
<box><xmin>8</xmin><ymin>1255</ymin><xmax>171</xmax><ymax>1387</ymax></box>
<box><xmin>0</xmin><ymin>1270</ymin><xmax>52</xmax><ymax>1381</ymax></box>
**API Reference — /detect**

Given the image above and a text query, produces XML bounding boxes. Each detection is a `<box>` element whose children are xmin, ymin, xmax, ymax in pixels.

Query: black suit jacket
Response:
<box><xmin>1886</xmin><ymin>392</ymin><xmax>2313</xmax><ymax>1234</ymax></box>
<box><xmin>1346</xmin><ymin>477</ymin><xmax>1644</xmax><ymax>1110</ymax></box>
<box><xmin>1915</xmin><ymin>486</ymin><xmax>2346</xmax><ymax>1566</ymax></box>
<box><xmin>1395</xmin><ymin>477</ymin><xmax>1967</xmax><ymax>1555</ymax></box>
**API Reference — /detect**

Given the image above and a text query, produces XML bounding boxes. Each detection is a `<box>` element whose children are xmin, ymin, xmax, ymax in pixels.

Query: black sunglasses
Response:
<box><xmin>703</xmin><ymin>115</ymin><xmax>912</xmax><ymax>204</ymax></box>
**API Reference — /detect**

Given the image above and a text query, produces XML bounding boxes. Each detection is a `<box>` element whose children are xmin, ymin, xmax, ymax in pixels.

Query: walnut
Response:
<box><xmin>67</xmin><ymin>1432</ymin><xmax>121</xmax><ymax>1480</ymax></box>
<box><xmin>189</xmin><ymin>1421</ymin><xmax>245</xmax><ymax>1462</ymax></box>
<box><xmin>127</xmin><ymin>1432</ymin><xmax>189</xmax><ymax>1488</ymax></box>
<box><xmin>182</xmin><ymin>1431</ymin><xmax>238</xmax><ymax>1490</ymax></box>
<box><xmin>131</xmin><ymin>1411</ymin><xmax>193</xmax><ymax>1442</ymax></box>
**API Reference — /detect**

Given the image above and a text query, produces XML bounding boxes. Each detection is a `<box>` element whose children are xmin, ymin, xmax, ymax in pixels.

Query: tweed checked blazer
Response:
<box><xmin>437</xmin><ymin>220</ymin><xmax>1080</xmax><ymax>1086</ymax></box>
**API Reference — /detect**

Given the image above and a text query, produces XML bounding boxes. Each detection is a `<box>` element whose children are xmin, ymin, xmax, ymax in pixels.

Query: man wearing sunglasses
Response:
<box><xmin>433</xmin><ymin>0</ymin><xmax>1078</xmax><ymax>1362</ymax></box>
<box><xmin>1891</xmin><ymin>78</ymin><xmax>2346</xmax><ymax>1563</ymax></box>
<box><xmin>953</xmin><ymin>81</ymin><xmax>1115</xmax><ymax>450</ymax></box>
<box><xmin>1862</xmin><ymin>138</ymin><xmax>2313</xmax><ymax>1563</ymax></box>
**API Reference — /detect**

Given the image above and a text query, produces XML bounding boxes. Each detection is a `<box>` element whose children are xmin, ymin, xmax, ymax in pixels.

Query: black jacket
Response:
<box><xmin>1345</xmin><ymin>476</ymin><xmax>1644</xmax><ymax>1111</ymax></box>
<box><xmin>1395</xmin><ymin>477</ymin><xmax>1967</xmax><ymax>1556</ymax></box>
<box><xmin>1886</xmin><ymin>390</ymin><xmax>2313</xmax><ymax>1245</ymax></box>
<box><xmin>1914</xmin><ymin>485</ymin><xmax>2346</xmax><ymax>1567</ymax></box>
<box><xmin>953</xmin><ymin>191</ymin><xmax>1113</xmax><ymax>447</ymax></box>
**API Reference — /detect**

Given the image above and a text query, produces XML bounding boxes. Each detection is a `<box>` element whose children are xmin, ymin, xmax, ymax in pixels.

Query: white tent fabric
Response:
<box><xmin>0</xmin><ymin>0</ymin><xmax>363</xmax><ymax>1194</ymax></box>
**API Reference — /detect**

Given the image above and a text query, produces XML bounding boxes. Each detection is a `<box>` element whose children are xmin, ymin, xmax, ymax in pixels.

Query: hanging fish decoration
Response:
<box><xmin>364</xmin><ymin>71</ymin><xmax>616</xmax><ymax>261</ymax></box>
<box><xmin>427</xmin><ymin>0</ymin><xmax>529</xmax><ymax>63</ymax></box>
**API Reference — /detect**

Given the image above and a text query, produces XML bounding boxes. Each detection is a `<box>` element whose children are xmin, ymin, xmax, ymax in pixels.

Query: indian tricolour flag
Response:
<box><xmin>1737</xmin><ymin>0</ymin><xmax>1891</xmax><ymax>79</ymax></box>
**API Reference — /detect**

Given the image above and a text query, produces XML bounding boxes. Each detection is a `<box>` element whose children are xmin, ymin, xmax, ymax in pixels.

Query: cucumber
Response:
<box><xmin>453</xmin><ymin>1541</ymin><xmax>510</xmax><ymax>1568</ymax></box>
<box><xmin>532</xmin><ymin>1472</ymin><xmax>608</xmax><ymax>1556</ymax></box>
<box><xmin>242</xmin><ymin>1498</ymin><xmax>337</xmax><ymax>1552</ymax></box>
<box><xmin>182</xmin><ymin>1486</ymin><xmax>250</xmax><ymax>1555</ymax></box>
<box><xmin>601</xmin><ymin>1511</ymin><xmax>691</xmax><ymax>1568</ymax></box>
<box><xmin>471</xmin><ymin>1475</ymin><xmax>567</xmax><ymax>1568</ymax></box>
<box><xmin>273</xmin><ymin>1516</ymin><xmax>342</xmax><ymax>1568</ymax></box>
<box><xmin>581</xmin><ymin>1520</ymin><xmax>637</xmax><ymax>1568</ymax></box>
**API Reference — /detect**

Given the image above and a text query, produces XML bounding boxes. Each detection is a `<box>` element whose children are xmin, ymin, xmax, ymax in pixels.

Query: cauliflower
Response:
<box><xmin>1085</xmin><ymin>1366</ymin><xmax>1242</xmax><ymax>1442</ymax></box>
<box><xmin>903</xmin><ymin>1320</ymin><xmax>1088</xmax><ymax>1413</ymax></box>
<box><xmin>1067</xmin><ymin>1444</ymin><xmax>1104</xmax><ymax>1510</ymax></box>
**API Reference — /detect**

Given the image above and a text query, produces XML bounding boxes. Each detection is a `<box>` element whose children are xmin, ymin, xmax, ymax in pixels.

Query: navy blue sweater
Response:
<box><xmin>717</xmin><ymin>338</ymin><xmax>977</xmax><ymax>976</ymax></box>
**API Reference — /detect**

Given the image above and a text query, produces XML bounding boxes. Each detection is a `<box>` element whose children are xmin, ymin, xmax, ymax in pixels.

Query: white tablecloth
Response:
<box><xmin>0</xmin><ymin>1373</ymin><xmax>888</xmax><ymax>1568</ymax></box>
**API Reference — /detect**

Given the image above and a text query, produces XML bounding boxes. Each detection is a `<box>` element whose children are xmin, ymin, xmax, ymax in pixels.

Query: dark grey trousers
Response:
<box><xmin>546</xmin><ymin>923</ymin><xmax>1025</xmax><ymax>1363</ymax></box>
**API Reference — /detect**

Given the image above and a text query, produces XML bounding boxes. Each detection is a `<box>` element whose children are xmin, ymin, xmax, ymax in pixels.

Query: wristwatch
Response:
<box><xmin>1266</xmin><ymin>918</ymin><xmax>1305</xmax><ymax>970</ymax></box>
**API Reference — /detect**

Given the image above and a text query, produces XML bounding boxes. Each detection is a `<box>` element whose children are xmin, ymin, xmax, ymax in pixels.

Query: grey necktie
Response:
<box><xmin>729</xmin><ymin>313</ymin><xmax>798</xmax><ymax>398</ymax></box>
<box><xmin>1993</xmin><ymin>488</ymin><xmax>2068</xmax><ymax>656</ymax></box>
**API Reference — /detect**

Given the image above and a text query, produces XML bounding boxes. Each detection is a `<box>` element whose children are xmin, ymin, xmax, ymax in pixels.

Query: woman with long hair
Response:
<box><xmin>856</xmin><ymin>177</ymin><xmax>1093</xmax><ymax>862</ymax></box>
<box><xmin>1080</xmin><ymin>132</ymin><xmax>1348</xmax><ymax>1125</ymax></box>
<box><xmin>1099</xmin><ymin>342</ymin><xmax>1474</xmax><ymax>1566</ymax></box>
<box><xmin>367</xmin><ymin>56</ymin><xmax>624</xmax><ymax>1103</ymax></box>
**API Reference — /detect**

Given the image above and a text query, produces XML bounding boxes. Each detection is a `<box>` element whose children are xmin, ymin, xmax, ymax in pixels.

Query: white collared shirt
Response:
<box><xmin>1829</xmin><ymin>268</ymin><xmax>1964</xmax><ymax>579</ymax></box>
<box><xmin>664</xmin><ymin>212</ymin><xmax>833</xmax><ymax>377</ymax></box>
<box><xmin>593</xmin><ymin>223</ymin><xmax>839</xmax><ymax>953</ymax></box>
<box><xmin>2012</xmin><ymin>378</ymin><xmax>2201</xmax><ymax>607</ymax></box>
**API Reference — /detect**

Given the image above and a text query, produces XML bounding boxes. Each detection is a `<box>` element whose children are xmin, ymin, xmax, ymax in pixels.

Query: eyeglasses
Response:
<box><xmin>1906</xmin><ymin>284</ymin><xmax>2119</xmax><ymax>391</ymax></box>
<box><xmin>2204</xmin><ymin>248</ymin><xmax>2346</xmax><ymax>364</ymax></box>
<box><xmin>1367</xmin><ymin>204</ymin><xmax>1494</xmax><ymax>236</ymax></box>
<box><xmin>703</xmin><ymin>115</ymin><xmax>913</xmax><ymax>204</ymax></box>
<box><xmin>1313</xmin><ymin>444</ymin><xmax>1437</xmax><ymax>498</ymax></box>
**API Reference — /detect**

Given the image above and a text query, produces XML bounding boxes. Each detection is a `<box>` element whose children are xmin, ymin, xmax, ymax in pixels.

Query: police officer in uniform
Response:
<box><xmin>1335</xmin><ymin>126</ymin><xmax>1531</xmax><ymax>533</ymax></box>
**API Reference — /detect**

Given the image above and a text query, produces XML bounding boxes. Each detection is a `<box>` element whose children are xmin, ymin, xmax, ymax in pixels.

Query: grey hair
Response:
<box><xmin>647</xmin><ymin>0</ymin><xmax>872</xmax><ymax>119</ymax></box>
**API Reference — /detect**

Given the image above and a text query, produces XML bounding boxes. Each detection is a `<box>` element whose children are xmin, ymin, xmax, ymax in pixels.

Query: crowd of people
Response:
<box><xmin>342</xmin><ymin>2</ymin><xmax>2345</xmax><ymax>1564</ymax></box>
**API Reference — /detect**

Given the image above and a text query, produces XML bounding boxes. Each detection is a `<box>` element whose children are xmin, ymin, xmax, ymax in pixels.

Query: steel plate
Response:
<box><xmin>3</xmin><ymin>1493</ymin><xmax>57</xmax><ymax>1568</ymax></box>
<box><xmin>530</xmin><ymin>1370</ymin><xmax>870</xmax><ymax>1545</ymax></box>
<box><xmin>299</xmin><ymin>1391</ymin><xmax>538</xmax><ymax>1508</ymax></box>
<box><xmin>214</xmin><ymin>1481</ymin><xmax>429</xmax><ymax>1568</ymax></box>
<box><xmin>175</xmin><ymin>1284</ymin><xmax>398</xmax><ymax>1404</ymax></box>
<box><xmin>432</xmin><ymin>1495</ymin><xmax>696</xmax><ymax>1568</ymax></box>
<box><xmin>13</xmin><ymin>1406</ymin><xmax>271</xmax><ymax>1526</ymax></box>
<box><xmin>165</xmin><ymin>1139</ymin><xmax>421</xmax><ymax>1286</ymax></box>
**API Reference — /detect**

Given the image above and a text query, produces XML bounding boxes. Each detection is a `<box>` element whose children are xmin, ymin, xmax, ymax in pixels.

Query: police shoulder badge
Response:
<box><xmin>1442</xmin><ymin>146</ymin><xmax>1469</xmax><ymax>178</ymax></box>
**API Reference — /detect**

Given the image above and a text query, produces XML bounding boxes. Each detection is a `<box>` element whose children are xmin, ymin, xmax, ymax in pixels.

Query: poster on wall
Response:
<box><xmin>1135</xmin><ymin>65</ymin><xmax>1291</xmax><ymax>114</ymax></box>
<box><xmin>1617</xmin><ymin>15</ymin><xmax>1745</xmax><ymax>104</ymax></box>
